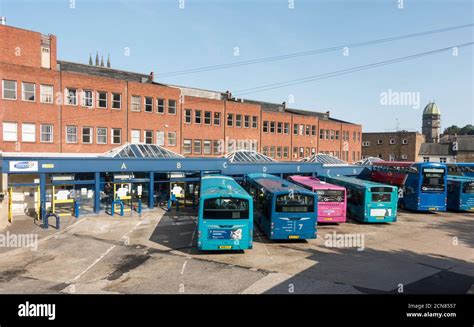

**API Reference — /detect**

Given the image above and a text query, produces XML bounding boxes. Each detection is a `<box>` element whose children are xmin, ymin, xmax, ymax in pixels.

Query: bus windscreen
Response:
<box><xmin>463</xmin><ymin>182</ymin><xmax>474</xmax><ymax>194</ymax></box>
<box><xmin>316</xmin><ymin>190</ymin><xmax>345</xmax><ymax>202</ymax></box>
<box><xmin>421</xmin><ymin>168</ymin><xmax>445</xmax><ymax>192</ymax></box>
<box><xmin>275</xmin><ymin>194</ymin><xmax>314</xmax><ymax>212</ymax></box>
<box><xmin>203</xmin><ymin>198</ymin><xmax>249</xmax><ymax>219</ymax></box>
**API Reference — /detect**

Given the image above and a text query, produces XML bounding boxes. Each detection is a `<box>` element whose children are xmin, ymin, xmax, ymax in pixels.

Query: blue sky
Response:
<box><xmin>1</xmin><ymin>0</ymin><xmax>472</xmax><ymax>132</ymax></box>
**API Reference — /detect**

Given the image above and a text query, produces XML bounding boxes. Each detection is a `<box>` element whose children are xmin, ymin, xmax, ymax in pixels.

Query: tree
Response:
<box><xmin>443</xmin><ymin>125</ymin><xmax>461</xmax><ymax>135</ymax></box>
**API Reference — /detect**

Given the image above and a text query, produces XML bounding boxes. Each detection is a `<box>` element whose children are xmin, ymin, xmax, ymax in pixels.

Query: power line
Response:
<box><xmin>157</xmin><ymin>23</ymin><xmax>474</xmax><ymax>78</ymax></box>
<box><xmin>233</xmin><ymin>42</ymin><xmax>474</xmax><ymax>96</ymax></box>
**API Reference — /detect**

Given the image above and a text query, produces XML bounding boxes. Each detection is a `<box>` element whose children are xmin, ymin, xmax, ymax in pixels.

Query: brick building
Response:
<box><xmin>0</xmin><ymin>24</ymin><xmax>362</xmax><ymax>163</ymax></box>
<box><xmin>362</xmin><ymin>131</ymin><xmax>424</xmax><ymax>162</ymax></box>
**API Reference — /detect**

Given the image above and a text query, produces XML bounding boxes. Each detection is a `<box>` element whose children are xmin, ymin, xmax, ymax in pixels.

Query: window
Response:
<box><xmin>377</xmin><ymin>139</ymin><xmax>383</xmax><ymax>145</ymax></box>
<box><xmin>213</xmin><ymin>140</ymin><xmax>222</xmax><ymax>154</ymax></box>
<box><xmin>402</xmin><ymin>139</ymin><xmax>408</xmax><ymax>145</ymax></box>
<box><xmin>168</xmin><ymin>132</ymin><xmax>176</xmax><ymax>146</ymax></box>
<box><xmin>293</xmin><ymin>124</ymin><xmax>298</xmax><ymax>135</ymax></box>
<box><xmin>168</xmin><ymin>99</ymin><xmax>177</xmax><ymax>114</ymax></box>
<box><xmin>335</xmin><ymin>130</ymin><xmax>340</xmax><ymax>140</ymax></box>
<box><xmin>195</xmin><ymin>110</ymin><xmax>202</xmax><ymax>124</ymax></box>
<box><xmin>423</xmin><ymin>157</ymin><xmax>430</xmax><ymax>162</ymax></box>
<box><xmin>156</xmin><ymin>131</ymin><xmax>165</xmax><ymax>146</ymax></box>
<box><xmin>283</xmin><ymin>146</ymin><xmax>289</xmax><ymax>158</ymax></box>
<box><xmin>311</xmin><ymin>125</ymin><xmax>316</xmax><ymax>136</ymax></box>
<box><xmin>97</xmin><ymin>128</ymin><xmax>107</xmax><ymax>144</ymax></box>
<box><xmin>2</xmin><ymin>80</ymin><xmax>17</xmax><ymax>100</ymax></box>
<box><xmin>299</xmin><ymin>124</ymin><xmax>304</xmax><ymax>136</ymax></box>
<box><xmin>353</xmin><ymin>132</ymin><xmax>357</xmax><ymax>141</ymax></box>
<box><xmin>66</xmin><ymin>126</ymin><xmax>78</xmax><ymax>143</ymax></box>
<box><xmin>65</xmin><ymin>88</ymin><xmax>77</xmax><ymax>105</ymax></box>
<box><xmin>244</xmin><ymin>115</ymin><xmax>250</xmax><ymax>128</ymax></box>
<box><xmin>22</xmin><ymin>82</ymin><xmax>35</xmax><ymax>102</ymax></box>
<box><xmin>389</xmin><ymin>154</ymin><xmax>395</xmax><ymax>161</ymax></box>
<box><xmin>22</xmin><ymin>123</ymin><xmax>35</xmax><ymax>142</ymax></box>
<box><xmin>131</xmin><ymin>95</ymin><xmax>141</xmax><ymax>112</ymax></box>
<box><xmin>183</xmin><ymin>140</ymin><xmax>192</xmax><ymax>154</ymax></box>
<box><xmin>306</xmin><ymin>125</ymin><xmax>310</xmax><ymax>136</ymax></box>
<box><xmin>97</xmin><ymin>91</ymin><xmax>107</xmax><ymax>108</ymax></box>
<box><xmin>112</xmin><ymin>93</ymin><xmax>121</xmax><ymax>109</ymax></box>
<box><xmin>156</xmin><ymin>98</ymin><xmax>165</xmax><ymax>113</ymax></box>
<box><xmin>390</xmin><ymin>139</ymin><xmax>396</xmax><ymax>145</ymax></box>
<box><xmin>131</xmin><ymin>130</ymin><xmax>140</xmax><ymax>144</ymax></box>
<box><xmin>82</xmin><ymin>127</ymin><xmax>93</xmax><ymax>144</ymax></box>
<box><xmin>40</xmin><ymin>85</ymin><xmax>54</xmax><ymax>104</ymax></box>
<box><xmin>263</xmin><ymin>121</ymin><xmax>269</xmax><ymax>133</ymax></box>
<box><xmin>204</xmin><ymin>111</ymin><xmax>211</xmax><ymax>125</ymax></box>
<box><xmin>3</xmin><ymin>122</ymin><xmax>17</xmax><ymax>141</ymax></box>
<box><xmin>330</xmin><ymin>130</ymin><xmax>335</xmax><ymax>140</ymax></box>
<box><xmin>277</xmin><ymin>122</ymin><xmax>283</xmax><ymax>134</ymax></box>
<box><xmin>227</xmin><ymin>140</ymin><xmax>235</xmax><ymax>153</ymax></box>
<box><xmin>276</xmin><ymin>146</ymin><xmax>282</xmax><ymax>158</ymax></box>
<box><xmin>203</xmin><ymin>140</ymin><xmax>212</xmax><ymax>154</ymax></box>
<box><xmin>439</xmin><ymin>157</ymin><xmax>447</xmax><ymax>163</ymax></box>
<box><xmin>236</xmin><ymin>114</ymin><xmax>242</xmax><ymax>127</ymax></box>
<box><xmin>262</xmin><ymin>146</ymin><xmax>268</xmax><ymax>156</ymax></box>
<box><xmin>112</xmin><ymin>128</ymin><xmax>122</xmax><ymax>144</ymax></box>
<box><xmin>193</xmin><ymin>139</ymin><xmax>202</xmax><ymax>154</ymax></box>
<box><xmin>144</xmin><ymin>130</ymin><xmax>153</xmax><ymax>144</ymax></box>
<box><xmin>401</xmin><ymin>154</ymin><xmax>408</xmax><ymax>160</ymax></box>
<box><xmin>145</xmin><ymin>97</ymin><xmax>153</xmax><ymax>112</ymax></box>
<box><xmin>203</xmin><ymin>198</ymin><xmax>249</xmax><ymax>220</ymax></box>
<box><xmin>362</xmin><ymin>141</ymin><xmax>371</xmax><ymax>147</ymax></box>
<box><xmin>40</xmin><ymin>124</ymin><xmax>53</xmax><ymax>143</ymax></box>
<box><xmin>252</xmin><ymin>116</ymin><xmax>258</xmax><ymax>128</ymax></box>
<box><xmin>269</xmin><ymin>146</ymin><xmax>275</xmax><ymax>158</ymax></box>
<box><xmin>81</xmin><ymin>90</ymin><xmax>93</xmax><ymax>107</ymax></box>
<box><xmin>319</xmin><ymin>129</ymin><xmax>324</xmax><ymax>140</ymax></box>
<box><xmin>227</xmin><ymin>113</ymin><xmax>234</xmax><ymax>127</ymax></box>
<box><xmin>299</xmin><ymin>147</ymin><xmax>304</xmax><ymax>158</ymax></box>
<box><xmin>184</xmin><ymin>109</ymin><xmax>192</xmax><ymax>123</ymax></box>
<box><xmin>214</xmin><ymin>112</ymin><xmax>221</xmax><ymax>125</ymax></box>
<box><xmin>270</xmin><ymin>121</ymin><xmax>275</xmax><ymax>133</ymax></box>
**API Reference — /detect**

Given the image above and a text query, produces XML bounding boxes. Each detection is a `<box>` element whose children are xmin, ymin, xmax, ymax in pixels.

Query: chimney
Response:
<box><xmin>225</xmin><ymin>90</ymin><xmax>232</xmax><ymax>100</ymax></box>
<box><xmin>326</xmin><ymin>110</ymin><xmax>330</xmax><ymax>117</ymax></box>
<box><xmin>282</xmin><ymin>101</ymin><xmax>286</xmax><ymax>109</ymax></box>
<box><xmin>88</xmin><ymin>53</ymin><xmax>93</xmax><ymax>65</ymax></box>
<box><xmin>0</xmin><ymin>17</ymin><xmax>6</xmax><ymax>25</ymax></box>
<box><xmin>149</xmin><ymin>71</ymin><xmax>154</xmax><ymax>82</ymax></box>
<box><xmin>100</xmin><ymin>56</ymin><xmax>104</xmax><ymax>67</ymax></box>
<box><xmin>95</xmin><ymin>51</ymin><xmax>99</xmax><ymax>66</ymax></box>
<box><xmin>107</xmin><ymin>54</ymin><xmax>111</xmax><ymax>68</ymax></box>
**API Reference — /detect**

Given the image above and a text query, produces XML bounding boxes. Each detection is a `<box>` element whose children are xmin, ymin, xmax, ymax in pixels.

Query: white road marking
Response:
<box><xmin>181</xmin><ymin>260</ymin><xmax>188</xmax><ymax>275</ymax></box>
<box><xmin>69</xmin><ymin>245</ymin><xmax>116</xmax><ymax>283</ymax></box>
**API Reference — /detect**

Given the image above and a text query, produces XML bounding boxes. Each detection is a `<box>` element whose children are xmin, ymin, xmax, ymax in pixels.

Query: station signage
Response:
<box><xmin>9</xmin><ymin>161</ymin><xmax>38</xmax><ymax>172</ymax></box>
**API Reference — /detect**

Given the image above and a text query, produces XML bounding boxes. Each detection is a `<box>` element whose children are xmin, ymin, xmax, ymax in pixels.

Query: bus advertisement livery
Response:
<box><xmin>370</xmin><ymin>162</ymin><xmax>447</xmax><ymax>212</ymax></box>
<box><xmin>243</xmin><ymin>173</ymin><xmax>317</xmax><ymax>240</ymax></box>
<box><xmin>198</xmin><ymin>175</ymin><xmax>253</xmax><ymax>251</ymax></box>
<box><xmin>447</xmin><ymin>176</ymin><xmax>474</xmax><ymax>212</ymax></box>
<box><xmin>322</xmin><ymin>176</ymin><xmax>398</xmax><ymax>223</ymax></box>
<box><xmin>289</xmin><ymin>175</ymin><xmax>346</xmax><ymax>223</ymax></box>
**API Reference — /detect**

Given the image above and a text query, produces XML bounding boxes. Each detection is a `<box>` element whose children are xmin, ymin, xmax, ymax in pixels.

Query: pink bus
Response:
<box><xmin>289</xmin><ymin>176</ymin><xmax>347</xmax><ymax>223</ymax></box>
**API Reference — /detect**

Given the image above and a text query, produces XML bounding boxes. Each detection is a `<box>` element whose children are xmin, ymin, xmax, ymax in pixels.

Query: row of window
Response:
<box><xmin>363</xmin><ymin>139</ymin><xmax>409</xmax><ymax>147</ymax></box>
<box><xmin>2</xmin><ymin>122</ymin><xmax>121</xmax><ymax>145</ymax></box>
<box><xmin>1</xmin><ymin>80</ymin><xmax>179</xmax><ymax>113</ymax></box>
<box><xmin>131</xmin><ymin>130</ymin><xmax>177</xmax><ymax>147</ymax></box>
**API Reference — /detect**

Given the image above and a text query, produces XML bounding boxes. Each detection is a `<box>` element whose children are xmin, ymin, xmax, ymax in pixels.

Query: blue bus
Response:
<box><xmin>370</xmin><ymin>162</ymin><xmax>447</xmax><ymax>212</ymax></box>
<box><xmin>447</xmin><ymin>163</ymin><xmax>474</xmax><ymax>178</ymax></box>
<box><xmin>321</xmin><ymin>175</ymin><xmax>398</xmax><ymax>223</ymax></box>
<box><xmin>243</xmin><ymin>173</ymin><xmax>317</xmax><ymax>240</ymax></box>
<box><xmin>198</xmin><ymin>175</ymin><xmax>253</xmax><ymax>251</ymax></box>
<box><xmin>447</xmin><ymin>176</ymin><xmax>474</xmax><ymax>212</ymax></box>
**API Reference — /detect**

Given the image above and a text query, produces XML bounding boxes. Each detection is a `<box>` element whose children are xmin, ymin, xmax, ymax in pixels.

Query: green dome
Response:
<box><xmin>423</xmin><ymin>102</ymin><xmax>441</xmax><ymax>116</ymax></box>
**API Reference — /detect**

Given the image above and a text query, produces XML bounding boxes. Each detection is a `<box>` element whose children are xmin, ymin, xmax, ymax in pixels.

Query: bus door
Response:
<box><xmin>114</xmin><ymin>183</ymin><xmax>132</xmax><ymax>213</ymax></box>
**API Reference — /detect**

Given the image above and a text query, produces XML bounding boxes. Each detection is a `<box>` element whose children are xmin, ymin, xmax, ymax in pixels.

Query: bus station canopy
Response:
<box><xmin>300</xmin><ymin>153</ymin><xmax>347</xmax><ymax>165</ymax></box>
<box><xmin>225</xmin><ymin>150</ymin><xmax>276</xmax><ymax>163</ymax></box>
<box><xmin>354</xmin><ymin>157</ymin><xmax>385</xmax><ymax>166</ymax></box>
<box><xmin>102</xmin><ymin>143</ymin><xmax>184</xmax><ymax>159</ymax></box>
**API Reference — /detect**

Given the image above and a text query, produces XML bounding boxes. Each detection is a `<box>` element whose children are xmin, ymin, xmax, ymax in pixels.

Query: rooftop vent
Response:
<box><xmin>0</xmin><ymin>17</ymin><xmax>6</xmax><ymax>25</ymax></box>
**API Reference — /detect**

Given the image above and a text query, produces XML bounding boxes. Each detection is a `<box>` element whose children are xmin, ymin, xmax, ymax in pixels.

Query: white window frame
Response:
<box><xmin>82</xmin><ymin>126</ymin><xmax>93</xmax><ymax>144</ymax></box>
<box><xmin>168</xmin><ymin>132</ymin><xmax>176</xmax><ymax>147</ymax></box>
<box><xmin>131</xmin><ymin>95</ymin><xmax>141</xmax><ymax>112</ymax></box>
<box><xmin>183</xmin><ymin>139</ymin><xmax>192</xmax><ymax>154</ymax></box>
<box><xmin>131</xmin><ymin>129</ymin><xmax>141</xmax><ymax>144</ymax></box>
<box><xmin>22</xmin><ymin>123</ymin><xmax>36</xmax><ymax>143</ymax></box>
<box><xmin>97</xmin><ymin>91</ymin><xmax>108</xmax><ymax>109</ymax></box>
<box><xmin>402</xmin><ymin>139</ymin><xmax>408</xmax><ymax>145</ymax></box>
<box><xmin>156</xmin><ymin>98</ymin><xmax>165</xmax><ymax>114</ymax></box>
<box><xmin>144</xmin><ymin>130</ymin><xmax>154</xmax><ymax>144</ymax></box>
<box><xmin>40</xmin><ymin>124</ymin><xmax>54</xmax><ymax>143</ymax></box>
<box><xmin>203</xmin><ymin>140</ymin><xmax>211</xmax><ymax>154</ymax></box>
<box><xmin>97</xmin><ymin>127</ymin><xmax>107</xmax><ymax>144</ymax></box>
<box><xmin>156</xmin><ymin>131</ymin><xmax>165</xmax><ymax>146</ymax></box>
<box><xmin>66</xmin><ymin>125</ymin><xmax>78</xmax><ymax>144</ymax></box>
<box><xmin>184</xmin><ymin>109</ymin><xmax>192</xmax><ymax>124</ymax></box>
<box><xmin>144</xmin><ymin>97</ymin><xmax>153</xmax><ymax>113</ymax></box>
<box><xmin>168</xmin><ymin>99</ymin><xmax>177</xmax><ymax>115</ymax></box>
<box><xmin>389</xmin><ymin>139</ymin><xmax>396</xmax><ymax>145</ymax></box>
<box><xmin>40</xmin><ymin>85</ymin><xmax>54</xmax><ymax>104</ymax></box>
<box><xmin>2</xmin><ymin>80</ymin><xmax>17</xmax><ymax>100</ymax></box>
<box><xmin>82</xmin><ymin>90</ymin><xmax>94</xmax><ymax>108</ymax></box>
<box><xmin>111</xmin><ymin>93</ymin><xmax>121</xmax><ymax>110</ymax></box>
<box><xmin>65</xmin><ymin>88</ymin><xmax>78</xmax><ymax>106</ymax></box>
<box><xmin>22</xmin><ymin>82</ymin><xmax>36</xmax><ymax>102</ymax></box>
<box><xmin>3</xmin><ymin>122</ymin><xmax>18</xmax><ymax>142</ymax></box>
<box><xmin>112</xmin><ymin>128</ymin><xmax>122</xmax><ymax>144</ymax></box>
<box><xmin>377</xmin><ymin>139</ymin><xmax>383</xmax><ymax>145</ymax></box>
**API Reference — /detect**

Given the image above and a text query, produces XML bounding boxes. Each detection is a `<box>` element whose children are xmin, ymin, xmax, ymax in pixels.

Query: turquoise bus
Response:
<box><xmin>198</xmin><ymin>175</ymin><xmax>253</xmax><ymax>251</ymax></box>
<box><xmin>243</xmin><ymin>173</ymin><xmax>317</xmax><ymax>240</ymax></box>
<box><xmin>321</xmin><ymin>176</ymin><xmax>398</xmax><ymax>223</ymax></box>
<box><xmin>447</xmin><ymin>176</ymin><xmax>474</xmax><ymax>212</ymax></box>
